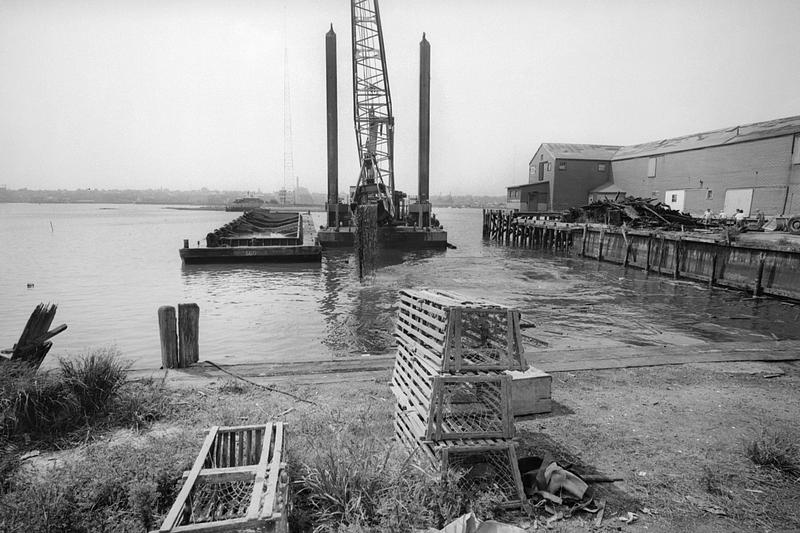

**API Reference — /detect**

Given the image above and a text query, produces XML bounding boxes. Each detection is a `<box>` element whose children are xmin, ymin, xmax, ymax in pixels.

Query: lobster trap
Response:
<box><xmin>394</xmin><ymin>408</ymin><xmax>526</xmax><ymax>508</ymax></box>
<box><xmin>392</xmin><ymin>341</ymin><xmax>514</xmax><ymax>440</ymax></box>
<box><xmin>158</xmin><ymin>423</ymin><xmax>288</xmax><ymax>533</ymax></box>
<box><xmin>396</xmin><ymin>289</ymin><xmax>525</xmax><ymax>373</ymax></box>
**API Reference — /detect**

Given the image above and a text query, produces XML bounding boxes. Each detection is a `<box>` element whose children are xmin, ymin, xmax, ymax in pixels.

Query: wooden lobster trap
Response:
<box><xmin>392</xmin><ymin>341</ymin><xmax>514</xmax><ymax>440</ymax></box>
<box><xmin>396</xmin><ymin>289</ymin><xmax>525</xmax><ymax>373</ymax></box>
<box><xmin>394</xmin><ymin>408</ymin><xmax>526</xmax><ymax>508</ymax></box>
<box><xmin>158</xmin><ymin>422</ymin><xmax>288</xmax><ymax>533</ymax></box>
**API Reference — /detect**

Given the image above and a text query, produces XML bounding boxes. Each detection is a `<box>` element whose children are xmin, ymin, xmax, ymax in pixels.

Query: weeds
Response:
<box><xmin>289</xmin><ymin>406</ymin><xmax>504</xmax><ymax>532</ymax></box>
<box><xmin>60</xmin><ymin>347</ymin><xmax>129</xmax><ymax>417</ymax></box>
<box><xmin>745</xmin><ymin>428</ymin><xmax>800</xmax><ymax>477</ymax></box>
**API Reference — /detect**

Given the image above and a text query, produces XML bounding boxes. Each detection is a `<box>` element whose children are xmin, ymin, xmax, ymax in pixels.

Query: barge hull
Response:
<box><xmin>180</xmin><ymin>245</ymin><xmax>321</xmax><ymax>264</ymax></box>
<box><xmin>317</xmin><ymin>226</ymin><xmax>448</xmax><ymax>249</ymax></box>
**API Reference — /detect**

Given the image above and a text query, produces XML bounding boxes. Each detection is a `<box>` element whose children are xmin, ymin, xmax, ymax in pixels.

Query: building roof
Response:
<box><xmin>613</xmin><ymin>115</ymin><xmax>800</xmax><ymax>160</ymax></box>
<box><xmin>538</xmin><ymin>143</ymin><xmax>622</xmax><ymax>161</ymax></box>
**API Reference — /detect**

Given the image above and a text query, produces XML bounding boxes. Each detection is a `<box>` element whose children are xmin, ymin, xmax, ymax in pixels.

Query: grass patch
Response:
<box><xmin>745</xmin><ymin>428</ymin><xmax>800</xmax><ymax>477</ymax></box>
<box><xmin>60</xmin><ymin>346</ymin><xmax>129</xmax><ymax>417</ymax></box>
<box><xmin>289</xmin><ymin>406</ymin><xmax>504</xmax><ymax>532</ymax></box>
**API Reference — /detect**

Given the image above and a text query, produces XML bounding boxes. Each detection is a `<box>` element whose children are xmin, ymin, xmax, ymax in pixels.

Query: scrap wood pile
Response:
<box><xmin>563</xmin><ymin>196</ymin><xmax>700</xmax><ymax>230</ymax></box>
<box><xmin>392</xmin><ymin>288</ymin><xmax>528</xmax><ymax>507</ymax></box>
<box><xmin>1</xmin><ymin>303</ymin><xmax>67</xmax><ymax>370</ymax></box>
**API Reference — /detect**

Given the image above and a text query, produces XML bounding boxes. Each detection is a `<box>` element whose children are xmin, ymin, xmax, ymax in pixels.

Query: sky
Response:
<box><xmin>1</xmin><ymin>0</ymin><xmax>800</xmax><ymax>196</ymax></box>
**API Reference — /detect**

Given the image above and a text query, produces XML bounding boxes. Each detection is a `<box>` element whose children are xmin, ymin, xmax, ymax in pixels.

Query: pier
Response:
<box><xmin>483</xmin><ymin>209</ymin><xmax>800</xmax><ymax>301</ymax></box>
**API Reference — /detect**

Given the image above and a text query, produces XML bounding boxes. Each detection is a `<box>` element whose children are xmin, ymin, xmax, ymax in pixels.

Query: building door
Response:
<box><xmin>723</xmin><ymin>188</ymin><xmax>753</xmax><ymax>216</ymax></box>
<box><xmin>664</xmin><ymin>190</ymin><xmax>685</xmax><ymax>212</ymax></box>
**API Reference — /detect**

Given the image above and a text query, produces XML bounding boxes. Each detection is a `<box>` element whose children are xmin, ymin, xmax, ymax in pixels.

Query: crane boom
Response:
<box><xmin>350</xmin><ymin>0</ymin><xmax>396</xmax><ymax>218</ymax></box>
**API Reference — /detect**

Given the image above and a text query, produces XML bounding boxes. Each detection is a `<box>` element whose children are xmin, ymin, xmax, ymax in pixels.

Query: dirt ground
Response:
<box><xmin>14</xmin><ymin>357</ymin><xmax>799</xmax><ymax>532</ymax></box>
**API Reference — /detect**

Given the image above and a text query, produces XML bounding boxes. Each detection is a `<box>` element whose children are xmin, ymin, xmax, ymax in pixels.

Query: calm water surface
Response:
<box><xmin>1</xmin><ymin>203</ymin><xmax>797</xmax><ymax>369</ymax></box>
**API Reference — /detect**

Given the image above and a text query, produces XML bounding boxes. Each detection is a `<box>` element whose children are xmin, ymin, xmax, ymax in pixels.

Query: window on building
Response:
<box><xmin>706</xmin><ymin>190</ymin><xmax>713</xmax><ymax>200</ymax></box>
<box><xmin>546</xmin><ymin>162</ymin><xmax>552</xmax><ymax>171</ymax></box>
<box><xmin>540</xmin><ymin>154</ymin><xmax>544</xmax><ymax>161</ymax></box>
<box><xmin>538</xmin><ymin>173</ymin><xmax>543</xmax><ymax>182</ymax></box>
<box><xmin>558</xmin><ymin>162</ymin><xmax>566</xmax><ymax>171</ymax></box>
<box><xmin>793</xmin><ymin>134</ymin><xmax>800</xmax><ymax>165</ymax></box>
<box><xmin>671</xmin><ymin>194</ymin><xmax>678</xmax><ymax>203</ymax></box>
<box><xmin>647</xmin><ymin>157</ymin><xmax>657</xmax><ymax>178</ymax></box>
<box><xmin>598</xmin><ymin>163</ymin><xmax>606</xmax><ymax>172</ymax></box>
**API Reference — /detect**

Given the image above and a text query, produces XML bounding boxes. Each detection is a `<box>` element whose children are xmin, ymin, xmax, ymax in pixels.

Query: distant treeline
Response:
<box><xmin>0</xmin><ymin>187</ymin><xmax>506</xmax><ymax>208</ymax></box>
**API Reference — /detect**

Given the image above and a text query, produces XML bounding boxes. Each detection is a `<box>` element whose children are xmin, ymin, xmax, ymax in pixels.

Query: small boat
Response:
<box><xmin>225</xmin><ymin>197</ymin><xmax>266</xmax><ymax>212</ymax></box>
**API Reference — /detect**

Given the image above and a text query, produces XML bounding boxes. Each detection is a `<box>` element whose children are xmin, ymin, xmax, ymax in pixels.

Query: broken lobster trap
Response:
<box><xmin>158</xmin><ymin>422</ymin><xmax>288</xmax><ymax>533</ymax></box>
<box><xmin>393</xmin><ymin>289</ymin><xmax>527</xmax><ymax>507</ymax></box>
<box><xmin>396</xmin><ymin>289</ymin><xmax>525</xmax><ymax>373</ymax></box>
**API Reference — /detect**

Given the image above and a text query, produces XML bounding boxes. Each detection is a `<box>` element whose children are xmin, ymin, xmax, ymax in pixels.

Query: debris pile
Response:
<box><xmin>563</xmin><ymin>196</ymin><xmax>700</xmax><ymax>229</ymax></box>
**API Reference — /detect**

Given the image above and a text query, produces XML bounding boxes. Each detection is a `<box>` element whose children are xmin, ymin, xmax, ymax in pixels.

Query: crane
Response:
<box><xmin>349</xmin><ymin>0</ymin><xmax>403</xmax><ymax>225</ymax></box>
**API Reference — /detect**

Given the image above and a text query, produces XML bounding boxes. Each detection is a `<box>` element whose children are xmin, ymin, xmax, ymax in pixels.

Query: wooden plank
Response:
<box><xmin>246</xmin><ymin>422</ymin><xmax>274</xmax><ymax>520</ymax></box>
<box><xmin>160</xmin><ymin>426</ymin><xmax>221</xmax><ymax>532</ymax></box>
<box><xmin>452</xmin><ymin>307</ymin><xmax>462</xmax><ymax>373</ymax></box>
<box><xmin>261</xmin><ymin>422</ymin><xmax>285</xmax><ymax>519</ymax></box>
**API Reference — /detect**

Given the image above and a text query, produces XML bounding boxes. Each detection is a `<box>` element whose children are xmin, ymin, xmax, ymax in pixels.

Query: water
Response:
<box><xmin>1</xmin><ymin>203</ymin><xmax>798</xmax><ymax>370</ymax></box>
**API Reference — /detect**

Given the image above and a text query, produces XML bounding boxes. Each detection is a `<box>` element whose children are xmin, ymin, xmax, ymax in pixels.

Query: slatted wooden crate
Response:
<box><xmin>396</xmin><ymin>289</ymin><xmax>525</xmax><ymax>373</ymax></box>
<box><xmin>158</xmin><ymin>422</ymin><xmax>288</xmax><ymax>533</ymax></box>
<box><xmin>394</xmin><ymin>408</ymin><xmax>526</xmax><ymax>508</ymax></box>
<box><xmin>392</xmin><ymin>341</ymin><xmax>514</xmax><ymax>440</ymax></box>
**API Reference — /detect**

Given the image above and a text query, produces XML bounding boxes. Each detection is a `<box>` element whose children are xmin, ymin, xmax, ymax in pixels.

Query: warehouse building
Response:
<box><xmin>509</xmin><ymin>115</ymin><xmax>800</xmax><ymax>216</ymax></box>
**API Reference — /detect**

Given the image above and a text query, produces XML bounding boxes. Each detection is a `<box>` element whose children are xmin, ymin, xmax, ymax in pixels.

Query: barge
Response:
<box><xmin>180</xmin><ymin>209</ymin><xmax>321</xmax><ymax>264</ymax></box>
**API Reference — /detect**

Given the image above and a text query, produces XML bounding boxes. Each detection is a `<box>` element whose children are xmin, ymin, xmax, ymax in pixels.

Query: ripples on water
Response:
<box><xmin>0</xmin><ymin>203</ymin><xmax>797</xmax><ymax>369</ymax></box>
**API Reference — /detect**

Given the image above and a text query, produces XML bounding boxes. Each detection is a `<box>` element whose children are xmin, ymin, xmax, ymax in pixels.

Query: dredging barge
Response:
<box><xmin>179</xmin><ymin>209</ymin><xmax>321</xmax><ymax>264</ymax></box>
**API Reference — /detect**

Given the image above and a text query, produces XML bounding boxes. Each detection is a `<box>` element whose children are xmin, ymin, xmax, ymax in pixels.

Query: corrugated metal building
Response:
<box><xmin>509</xmin><ymin>115</ymin><xmax>800</xmax><ymax>216</ymax></box>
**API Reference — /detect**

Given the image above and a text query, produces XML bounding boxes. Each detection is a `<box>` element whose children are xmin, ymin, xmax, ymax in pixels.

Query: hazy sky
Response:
<box><xmin>1</xmin><ymin>0</ymin><xmax>799</xmax><ymax>196</ymax></box>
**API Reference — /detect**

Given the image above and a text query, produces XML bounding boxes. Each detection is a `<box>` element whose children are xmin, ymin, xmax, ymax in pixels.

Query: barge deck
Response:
<box><xmin>180</xmin><ymin>209</ymin><xmax>321</xmax><ymax>264</ymax></box>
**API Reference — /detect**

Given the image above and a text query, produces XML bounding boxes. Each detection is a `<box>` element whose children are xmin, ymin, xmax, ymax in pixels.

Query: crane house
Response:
<box><xmin>508</xmin><ymin>115</ymin><xmax>800</xmax><ymax>217</ymax></box>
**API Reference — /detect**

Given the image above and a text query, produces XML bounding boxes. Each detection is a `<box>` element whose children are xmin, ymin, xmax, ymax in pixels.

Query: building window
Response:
<box><xmin>598</xmin><ymin>163</ymin><xmax>606</xmax><ymax>172</ymax></box>
<box><xmin>671</xmin><ymin>194</ymin><xmax>678</xmax><ymax>203</ymax></box>
<box><xmin>546</xmin><ymin>162</ymin><xmax>552</xmax><ymax>171</ymax></box>
<box><xmin>647</xmin><ymin>157</ymin><xmax>657</xmax><ymax>178</ymax></box>
<box><xmin>706</xmin><ymin>190</ymin><xmax>713</xmax><ymax>200</ymax></box>
<box><xmin>793</xmin><ymin>134</ymin><xmax>800</xmax><ymax>165</ymax></box>
<box><xmin>558</xmin><ymin>162</ymin><xmax>566</xmax><ymax>171</ymax></box>
<box><xmin>538</xmin><ymin>173</ymin><xmax>543</xmax><ymax>182</ymax></box>
<box><xmin>540</xmin><ymin>154</ymin><xmax>544</xmax><ymax>161</ymax></box>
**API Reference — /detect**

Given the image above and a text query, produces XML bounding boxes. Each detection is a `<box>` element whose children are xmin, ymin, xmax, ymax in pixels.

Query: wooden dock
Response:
<box><xmin>483</xmin><ymin>209</ymin><xmax>800</xmax><ymax>302</ymax></box>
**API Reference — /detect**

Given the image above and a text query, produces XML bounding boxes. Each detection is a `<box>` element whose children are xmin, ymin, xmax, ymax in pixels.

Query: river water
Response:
<box><xmin>1</xmin><ymin>203</ymin><xmax>798</xmax><ymax>370</ymax></box>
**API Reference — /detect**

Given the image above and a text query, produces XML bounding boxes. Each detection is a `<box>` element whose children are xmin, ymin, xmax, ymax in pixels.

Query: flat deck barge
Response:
<box><xmin>180</xmin><ymin>209</ymin><xmax>321</xmax><ymax>264</ymax></box>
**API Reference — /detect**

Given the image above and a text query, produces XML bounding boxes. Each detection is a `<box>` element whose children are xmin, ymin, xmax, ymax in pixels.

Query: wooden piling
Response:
<box><xmin>709</xmin><ymin>253</ymin><xmax>717</xmax><ymax>288</ymax></box>
<box><xmin>673</xmin><ymin>239</ymin><xmax>681</xmax><ymax>279</ymax></box>
<box><xmin>178</xmin><ymin>303</ymin><xmax>200</xmax><ymax>366</ymax></box>
<box><xmin>753</xmin><ymin>255</ymin><xmax>765</xmax><ymax>297</ymax></box>
<box><xmin>597</xmin><ymin>228</ymin><xmax>604</xmax><ymax>261</ymax></box>
<box><xmin>158</xmin><ymin>306</ymin><xmax>178</xmax><ymax>369</ymax></box>
<box><xmin>645</xmin><ymin>236</ymin><xmax>652</xmax><ymax>272</ymax></box>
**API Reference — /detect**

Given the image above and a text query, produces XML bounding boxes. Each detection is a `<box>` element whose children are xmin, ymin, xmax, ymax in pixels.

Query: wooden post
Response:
<box><xmin>673</xmin><ymin>239</ymin><xmax>681</xmax><ymax>279</ymax></box>
<box><xmin>597</xmin><ymin>228</ymin><xmax>604</xmax><ymax>261</ymax></box>
<box><xmin>623</xmin><ymin>239</ymin><xmax>632</xmax><ymax>267</ymax></box>
<box><xmin>581</xmin><ymin>225</ymin><xmax>587</xmax><ymax>257</ymax></box>
<box><xmin>158</xmin><ymin>306</ymin><xmax>178</xmax><ymax>369</ymax></box>
<box><xmin>178</xmin><ymin>303</ymin><xmax>200</xmax><ymax>366</ymax></box>
<box><xmin>658</xmin><ymin>236</ymin><xmax>666</xmax><ymax>274</ymax></box>
<box><xmin>645</xmin><ymin>235</ymin><xmax>652</xmax><ymax>272</ymax></box>
<box><xmin>709</xmin><ymin>253</ymin><xmax>717</xmax><ymax>288</ymax></box>
<box><xmin>753</xmin><ymin>255</ymin><xmax>766</xmax><ymax>297</ymax></box>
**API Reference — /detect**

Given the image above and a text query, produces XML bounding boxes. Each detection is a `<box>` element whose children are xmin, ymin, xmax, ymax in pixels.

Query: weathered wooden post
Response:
<box><xmin>581</xmin><ymin>225</ymin><xmax>587</xmax><ymax>257</ymax></box>
<box><xmin>178</xmin><ymin>303</ymin><xmax>200</xmax><ymax>366</ymax></box>
<box><xmin>753</xmin><ymin>254</ymin><xmax>766</xmax><ymax>297</ymax></box>
<box><xmin>709</xmin><ymin>253</ymin><xmax>717</xmax><ymax>288</ymax></box>
<box><xmin>673</xmin><ymin>238</ymin><xmax>681</xmax><ymax>279</ymax></box>
<box><xmin>597</xmin><ymin>228</ymin><xmax>605</xmax><ymax>261</ymax></box>
<box><xmin>645</xmin><ymin>235</ymin><xmax>652</xmax><ymax>272</ymax></box>
<box><xmin>158</xmin><ymin>306</ymin><xmax>178</xmax><ymax>369</ymax></box>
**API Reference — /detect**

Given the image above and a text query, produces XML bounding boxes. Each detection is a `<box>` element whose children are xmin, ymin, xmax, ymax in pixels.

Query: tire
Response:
<box><xmin>789</xmin><ymin>216</ymin><xmax>800</xmax><ymax>234</ymax></box>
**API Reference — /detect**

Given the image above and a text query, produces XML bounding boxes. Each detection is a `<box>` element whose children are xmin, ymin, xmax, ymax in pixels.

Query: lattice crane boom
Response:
<box><xmin>350</xmin><ymin>0</ymin><xmax>396</xmax><ymax>219</ymax></box>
